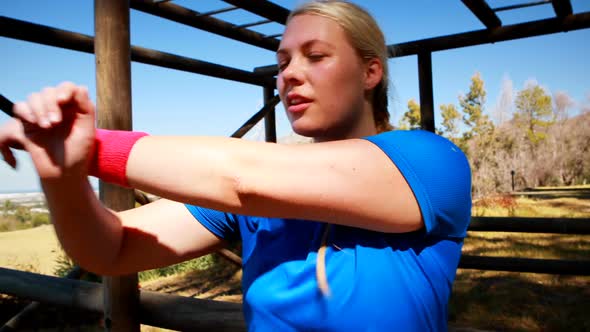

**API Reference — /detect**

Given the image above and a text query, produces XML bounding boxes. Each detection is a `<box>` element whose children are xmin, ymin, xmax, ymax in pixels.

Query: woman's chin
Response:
<box><xmin>291</xmin><ymin>124</ymin><xmax>321</xmax><ymax>138</ymax></box>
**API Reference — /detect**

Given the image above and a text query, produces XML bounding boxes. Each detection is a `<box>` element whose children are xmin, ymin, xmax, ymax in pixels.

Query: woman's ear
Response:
<box><xmin>364</xmin><ymin>58</ymin><xmax>383</xmax><ymax>90</ymax></box>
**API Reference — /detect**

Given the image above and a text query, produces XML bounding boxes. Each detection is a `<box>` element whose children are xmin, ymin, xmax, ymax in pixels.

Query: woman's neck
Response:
<box><xmin>313</xmin><ymin>105</ymin><xmax>378</xmax><ymax>143</ymax></box>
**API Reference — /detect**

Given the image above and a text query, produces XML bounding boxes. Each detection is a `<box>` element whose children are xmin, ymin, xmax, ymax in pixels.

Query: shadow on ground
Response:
<box><xmin>449</xmin><ymin>271</ymin><xmax>590</xmax><ymax>332</ymax></box>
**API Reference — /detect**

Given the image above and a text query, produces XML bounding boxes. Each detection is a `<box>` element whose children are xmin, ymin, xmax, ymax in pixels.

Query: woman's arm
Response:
<box><xmin>126</xmin><ymin>135</ymin><xmax>422</xmax><ymax>233</ymax></box>
<box><xmin>9</xmin><ymin>82</ymin><xmax>421</xmax><ymax>236</ymax></box>
<box><xmin>3</xmin><ymin>83</ymin><xmax>224</xmax><ymax>275</ymax></box>
<box><xmin>44</xmin><ymin>173</ymin><xmax>223</xmax><ymax>275</ymax></box>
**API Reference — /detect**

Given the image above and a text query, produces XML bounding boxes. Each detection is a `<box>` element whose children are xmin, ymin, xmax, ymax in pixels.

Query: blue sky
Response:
<box><xmin>1</xmin><ymin>1</ymin><xmax>589</xmax><ymax>192</ymax></box>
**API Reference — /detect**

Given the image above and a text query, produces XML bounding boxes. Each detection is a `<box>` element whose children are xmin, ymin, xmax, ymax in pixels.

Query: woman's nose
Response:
<box><xmin>281</xmin><ymin>59</ymin><xmax>304</xmax><ymax>85</ymax></box>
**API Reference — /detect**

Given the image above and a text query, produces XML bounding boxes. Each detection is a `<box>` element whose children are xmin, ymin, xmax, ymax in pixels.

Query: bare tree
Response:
<box><xmin>492</xmin><ymin>74</ymin><xmax>514</xmax><ymax>126</ymax></box>
<box><xmin>554</xmin><ymin>91</ymin><xmax>575</xmax><ymax>121</ymax></box>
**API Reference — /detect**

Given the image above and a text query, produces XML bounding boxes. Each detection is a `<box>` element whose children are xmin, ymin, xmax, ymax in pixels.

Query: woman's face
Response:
<box><xmin>276</xmin><ymin>14</ymin><xmax>376</xmax><ymax>141</ymax></box>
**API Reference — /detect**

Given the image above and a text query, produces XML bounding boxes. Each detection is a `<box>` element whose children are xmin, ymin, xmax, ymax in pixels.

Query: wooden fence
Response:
<box><xmin>1</xmin><ymin>215</ymin><xmax>588</xmax><ymax>330</ymax></box>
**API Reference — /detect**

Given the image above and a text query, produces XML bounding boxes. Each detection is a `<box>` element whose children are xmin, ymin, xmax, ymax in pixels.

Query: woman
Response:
<box><xmin>0</xmin><ymin>1</ymin><xmax>471</xmax><ymax>331</ymax></box>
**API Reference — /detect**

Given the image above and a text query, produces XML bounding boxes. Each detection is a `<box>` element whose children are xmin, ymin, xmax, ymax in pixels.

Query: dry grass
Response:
<box><xmin>0</xmin><ymin>224</ymin><xmax>61</xmax><ymax>275</ymax></box>
<box><xmin>536</xmin><ymin>184</ymin><xmax>590</xmax><ymax>190</ymax></box>
<box><xmin>139</xmin><ymin>255</ymin><xmax>243</xmax><ymax>332</ymax></box>
<box><xmin>450</xmin><ymin>189</ymin><xmax>590</xmax><ymax>331</ymax></box>
<box><xmin>473</xmin><ymin>195</ymin><xmax>590</xmax><ymax>218</ymax></box>
<box><xmin>140</xmin><ymin>254</ymin><xmax>243</xmax><ymax>303</ymax></box>
<box><xmin>450</xmin><ymin>271</ymin><xmax>589</xmax><ymax>332</ymax></box>
<box><xmin>463</xmin><ymin>232</ymin><xmax>589</xmax><ymax>260</ymax></box>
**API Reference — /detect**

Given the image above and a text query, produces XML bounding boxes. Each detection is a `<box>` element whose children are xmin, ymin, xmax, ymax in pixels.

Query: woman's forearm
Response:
<box><xmin>125</xmin><ymin>136</ymin><xmax>247</xmax><ymax>211</ymax></box>
<box><xmin>41</xmin><ymin>175</ymin><xmax>124</xmax><ymax>274</ymax></box>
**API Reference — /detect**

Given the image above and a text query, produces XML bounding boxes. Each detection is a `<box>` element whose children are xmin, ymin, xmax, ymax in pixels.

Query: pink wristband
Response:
<box><xmin>88</xmin><ymin>129</ymin><xmax>149</xmax><ymax>187</ymax></box>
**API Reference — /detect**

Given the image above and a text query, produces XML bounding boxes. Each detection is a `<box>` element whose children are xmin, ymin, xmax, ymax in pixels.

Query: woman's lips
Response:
<box><xmin>286</xmin><ymin>94</ymin><xmax>313</xmax><ymax>113</ymax></box>
<box><xmin>287</xmin><ymin>101</ymin><xmax>311</xmax><ymax>113</ymax></box>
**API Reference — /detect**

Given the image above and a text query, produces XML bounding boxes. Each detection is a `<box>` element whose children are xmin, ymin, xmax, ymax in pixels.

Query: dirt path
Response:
<box><xmin>0</xmin><ymin>225</ymin><xmax>61</xmax><ymax>275</ymax></box>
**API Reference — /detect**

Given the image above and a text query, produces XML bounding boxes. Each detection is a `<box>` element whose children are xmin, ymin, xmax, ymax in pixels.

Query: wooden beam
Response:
<box><xmin>263</xmin><ymin>87</ymin><xmax>277</xmax><ymax>143</ymax></box>
<box><xmin>0</xmin><ymin>16</ymin><xmax>273</xmax><ymax>87</ymax></box>
<box><xmin>0</xmin><ymin>267</ymin><xmax>85</xmax><ymax>332</ymax></box>
<box><xmin>130</xmin><ymin>44</ymin><xmax>275</xmax><ymax>86</ymax></box>
<box><xmin>139</xmin><ymin>291</ymin><xmax>245</xmax><ymax>331</ymax></box>
<box><xmin>417</xmin><ymin>52</ymin><xmax>435</xmax><ymax>133</ymax></box>
<box><xmin>493</xmin><ymin>0</ymin><xmax>551</xmax><ymax>13</ymax></box>
<box><xmin>391</xmin><ymin>11</ymin><xmax>590</xmax><ymax>57</ymax></box>
<box><xmin>222</xmin><ymin>0</ymin><xmax>290</xmax><ymax>24</ymax></box>
<box><xmin>0</xmin><ymin>267</ymin><xmax>103</xmax><ymax>313</ymax></box>
<box><xmin>552</xmin><ymin>0</ymin><xmax>573</xmax><ymax>18</ymax></box>
<box><xmin>94</xmin><ymin>1</ymin><xmax>139</xmax><ymax>331</ymax></box>
<box><xmin>459</xmin><ymin>255</ymin><xmax>590</xmax><ymax>275</ymax></box>
<box><xmin>130</xmin><ymin>0</ymin><xmax>279</xmax><ymax>51</ymax></box>
<box><xmin>255</xmin><ymin>11</ymin><xmax>590</xmax><ymax>76</ymax></box>
<box><xmin>461</xmin><ymin>0</ymin><xmax>502</xmax><ymax>29</ymax></box>
<box><xmin>469</xmin><ymin>217</ymin><xmax>590</xmax><ymax>234</ymax></box>
<box><xmin>217</xmin><ymin>249</ymin><xmax>243</xmax><ymax>267</ymax></box>
<box><xmin>0</xmin><ymin>267</ymin><xmax>245</xmax><ymax>331</ymax></box>
<box><xmin>236</xmin><ymin>19</ymin><xmax>272</xmax><ymax>29</ymax></box>
<box><xmin>196</xmin><ymin>6</ymin><xmax>239</xmax><ymax>17</ymax></box>
<box><xmin>0</xmin><ymin>94</ymin><xmax>14</xmax><ymax>117</ymax></box>
<box><xmin>231</xmin><ymin>95</ymin><xmax>281</xmax><ymax>138</ymax></box>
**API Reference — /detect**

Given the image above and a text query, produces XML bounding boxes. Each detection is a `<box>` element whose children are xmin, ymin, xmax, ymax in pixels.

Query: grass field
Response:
<box><xmin>449</xmin><ymin>187</ymin><xmax>590</xmax><ymax>331</ymax></box>
<box><xmin>1</xmin><ymin>187</ymin><xmax>588</xmax><ymax>331</ymax></box>
<box><xmin>0</xmin><ymin>224</ymin><xmax>61</xmax><ymax>275</ymax></box>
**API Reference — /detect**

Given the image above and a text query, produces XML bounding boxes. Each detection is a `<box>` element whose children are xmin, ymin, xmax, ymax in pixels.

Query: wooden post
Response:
<box><xmin>263</xmin><ymin>86</ymin><xmax>277</xmax><ymax>143</ymax></box>
<box><xmin>95</xmin><ymin>1</ymin><xmax>139</xmax><ymax>331</ymax></box>
<box><xmin>417</xmin><ymin>52</ymin><xmax>435</xmax><ymax>133</ymax></box>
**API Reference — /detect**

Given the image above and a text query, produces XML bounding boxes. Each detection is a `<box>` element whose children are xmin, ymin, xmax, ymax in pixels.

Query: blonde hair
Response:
<box><xmin>288</xmin><ymin>0</ymin><xmax>393</xmax><ymax>132</ymax></box>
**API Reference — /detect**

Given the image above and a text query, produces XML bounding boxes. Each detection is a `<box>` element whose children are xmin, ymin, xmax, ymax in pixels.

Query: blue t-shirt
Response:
<box><xmin>185</xmin><ymin>130</ymin><xmax>472</xmax><ymax>331</ymax></box>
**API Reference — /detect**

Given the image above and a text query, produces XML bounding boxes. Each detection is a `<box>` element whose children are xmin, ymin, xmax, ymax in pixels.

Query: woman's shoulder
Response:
<box><xmin>365</xmin><ymin>129</ymin><xmax>461</xmax><ymax>150</ymax></box>
<box><xmin>363</xmin><ymin>129</ymin><xmax>472</xmax><ymax>238</ymax></box>
<box><xmin>363</xmin><ymin>129</ymin><xmax>469</xmax><ymax>169</ymax></box>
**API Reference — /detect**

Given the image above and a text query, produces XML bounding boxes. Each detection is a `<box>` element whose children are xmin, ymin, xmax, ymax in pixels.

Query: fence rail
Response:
<box><xmin>0</xmin><ymin>267</ymin><xmax>245</xmax><ymax>331</ymax></box>
<box><xmin>469</xmin><ymin>217</ymin><xmax>590</xmax><ymax>234</ymax></box>
<box><xmin>459</xmin><ymin>255</ymin><xmax>590</xmax><ymax>275</ymax></box>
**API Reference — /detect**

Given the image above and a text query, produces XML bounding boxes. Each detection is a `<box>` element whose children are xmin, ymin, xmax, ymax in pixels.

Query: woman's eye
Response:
<box><xmin>278</xmin><ymin>61</ymin><xmax>289</xmax><ymax>71</ymax></box>
<box><xmin>308</xmin><ymin>53</ymin><xmax>325</xmax><ymax>61</ymax></box>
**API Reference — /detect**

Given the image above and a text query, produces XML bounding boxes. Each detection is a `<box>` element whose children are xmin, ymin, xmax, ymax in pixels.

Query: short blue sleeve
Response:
<box><xmin>363</xmin><ymin>130</ymin><xmax>472</xmax><ymax>238</ymax></box>
<box><xmin>184</xmin><ymin>204</ymin><xmax>240</xmax><ymax>241</ymax></box>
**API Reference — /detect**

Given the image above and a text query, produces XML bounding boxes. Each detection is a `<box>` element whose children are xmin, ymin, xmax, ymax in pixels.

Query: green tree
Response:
<box><xmin>460</xmin><ymin>72</ymin><xmax>494</xmax><ymax>141</ymax></box>
<box><xmin>514</xmin><ymin>82</ymin><xmax>554</xmax><ymax>146</ymax></box>
<box><xmin>398</xmin><ymin>98</ymin><xmax>421</xmax><ymax>130</ymax></box>
<box><xmin>439</xmin><ymin>103</ymin><xmax>461</xmax><ymax>141</ymax></box>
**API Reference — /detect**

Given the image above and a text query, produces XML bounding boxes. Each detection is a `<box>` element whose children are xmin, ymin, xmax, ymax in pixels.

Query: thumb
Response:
<box><xmin>56</xmin><ymin>81</ymin><xmax>78</xmax><ymax>105</ymax></box>
<box><xmin>56</xmin><ymin>82</ymin><xmax>94</xmax><ymax>117</ymax></box>
<box><xmin>73</xmin><ymin>86</ymin><xmax>95</xmax><ymax>116</ymax></box>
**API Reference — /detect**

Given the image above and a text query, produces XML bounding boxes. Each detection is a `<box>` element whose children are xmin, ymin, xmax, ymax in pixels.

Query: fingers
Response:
<box><xmin>28</xmin><ymin>90</ymin><xmax>51</xmax><ymax>128</ymax></box>
<box><xmin>13</xmin><ymin>91</ymin><xmax>56</xmax><ymax>128</ymax></box>
<box><xmin>72</xmin><ymin>85</ymin><xmax>95</xmax><ymax>115</ymax></box>
<box><xmin>42</xmin><ymin>87</ymin><xmax>62</xmax><ymax>125</ymax></box>
<box><xmin>57</xmin><ymin>82</ymin><xmax>94</xmax><ymax>116</ymax></box>
<box><xmin>56</xmin><ymin>81</ymin><xmax>78</xmax><ymax>104</ymax></box>
<box><xmin>12</xmin><ymin>82</ymin><xmax>90</xmax><ymax>128</ymax></box>
<box><xmin>12</xmin><ymin>100</ymin><xmax>34</xmax><ymax>123</ymax></box>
